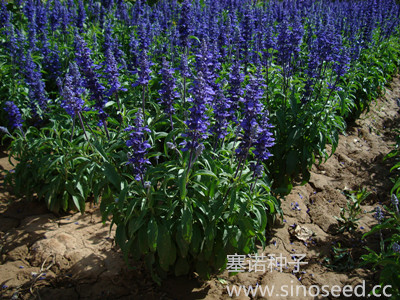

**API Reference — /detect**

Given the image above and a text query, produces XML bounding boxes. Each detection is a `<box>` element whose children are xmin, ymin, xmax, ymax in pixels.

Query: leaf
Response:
<box><xmin>180</xmin><ymin>207</ymin><xmax>193</xmax><ymax>243</ymax></box>
<box><xmin>174</xmin><ymin>257</ymin><xmax>190</xmax><ymax>276</ymax></box>
<box><xmin>191</xmin><ymin>169</ymin><xmax>218</xmax><ymax>179</ymax></box>
<box><xmin>157</xmin><ymin>224</ymin><xmax>176</xmax><ymax>271</ymax></box>
<box><xmin>190</xmin><ymin>223</ymin><xmax>202</xmax><ymax>255</ymax></box>
<box><xmin>286</xmin><ymin>150</ymin><xmax>298</xmax><ymax>175</ymax></box>
<box><xmin>104</xmin><ymin>101</ymin><xmax>116</xmax><ymax>108</ymax></box>
<box><xmin>147</xmin><ymin>218</ymin><xmax>158</xmax><ymax>252</ymax></box>
<box><xmin>178</xmin><ymin>169</ymin><xmax>187</xmax><ymax>200</ymax></box>
<box><xmin>115</xmin><ymin>225</ymin><xmax>127</xmax><ymax>252</ymax></box>
<box><xmin>138</xmin><ymin>226</ymin><xmax>149</xmax><ymax>255</ymax></box>
<box><xmin>104</xmin><ymin>162</ymin><xmax>121</xmax><ymax>190</ymax></box>
<box><xmin>118</xmin><ymin>185</ymin><xmax>128</xmax><ymax>210</ymax></box>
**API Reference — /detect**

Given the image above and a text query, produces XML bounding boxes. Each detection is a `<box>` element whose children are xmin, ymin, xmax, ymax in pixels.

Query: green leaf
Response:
<box><xmin>190</xmin><ymin>223</ymin><xmax>202</xmax><ymax>255</ymax></box>
<box><xmin>174</xmin><ymin>257</ymin><xmax>190</xmax><ymax>276</ymax></box>
<box><xmin>191</xmin><ymin>169</ymin><xmax>218</xmax><ymax>179</ymax></box>
<box><xmin>180</xmin><ymin>207</ymin><xmax>193</xmax><ymax>243</ymax></box>
<box><xmin>147</xmin><ymin>218</ymin><xmax>158</xmax><ymax>252</ymax></box>
<box><xmin>115</xmin><ymin>225</ymin><xmax>127</xmax><ymax>252</ymax></box>
<box><xmin>286</xmin><ymin>150</ymin><xmax>299</xmax><ymax>175</ymax></box>
<box><xmin>104</xmin><ymin>162</ymin><xmax>121</xmax><ymax>190</ymax></box>
<box><xmin>178</xmin><ymin>169</ymin><xmax>187</xmax><ymax>200</ymax></box>
<box><xmin>157</xmin><ymin>224</ymin><xmax>176</xmax><ymax>271</ymax></box>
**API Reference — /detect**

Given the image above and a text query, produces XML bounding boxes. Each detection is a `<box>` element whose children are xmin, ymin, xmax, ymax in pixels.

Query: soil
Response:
<box><xmin>1</xmin><ymin>76</ymin><xmax>400</xmax><ymax>300</ymax></box>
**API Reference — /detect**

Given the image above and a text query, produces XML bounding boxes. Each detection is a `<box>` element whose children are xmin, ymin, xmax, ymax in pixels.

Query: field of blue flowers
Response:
<box><xmin>1</xmin><ymin>0</ymin><xmax>400</xmax><ymax>294</ymax></box>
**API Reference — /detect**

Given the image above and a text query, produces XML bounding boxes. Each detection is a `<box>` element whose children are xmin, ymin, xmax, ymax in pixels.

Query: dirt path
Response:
<box><xmin>1</xmin><ymin>77</ymin><xmax>400</xmax><ymax>300</ymax></box>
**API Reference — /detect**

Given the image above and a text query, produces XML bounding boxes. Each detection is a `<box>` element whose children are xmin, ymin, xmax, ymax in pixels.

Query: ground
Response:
<box><xmin>1</xmin><ymin>77</ymin><xmax>400</xmax><ymax>300</ymax></box>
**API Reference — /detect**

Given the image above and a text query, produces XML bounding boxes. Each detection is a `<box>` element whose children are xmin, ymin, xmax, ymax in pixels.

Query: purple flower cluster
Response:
<box><xmin>211</xmin><ymin>87</ymin><xmax>230</xmax><ymax>140</ymax></box>
<box><xmin>135</xmin><ymin>49</ymin><xmax>151</xmax><ymax>86</ymax></box>
<box><xmin>158</xmin><ymin>58</ymin><xmax>178</xmax><ymax>121</ymax></box>
<box><xmin>24</xmin><ymin>51</ymin><xmax>49</xmax><ymax>116</ymax></box>
<box><xmin>235</xmin><ymin>73</ymin><xmax>274</xmax><ymax>169</ymax></box>
<box><xmin>125</xmin><ymin>112</ymin><xmax>151</xmax><ymax>183</ymax></box>
<box><xmin>60</xmin><ymin>62</ymin><xmax>86</xmax><ymax>117</ymax></box>
<box><xmin>178</xmin><ymin>0</ymin><xmax>192</xmax><ymax>49</ymax></box>
<box><xmin>4</xmin><ymin>101</ymin><xmax>23</xmax><ymax>130</ymax></box>
<box><xmin>181</xmin><ymin>71</ymin><xmax>210</xmax><ymax>152</ymax></box>
<box><xmin>227</xmin><ymin>57</ymin><xmax>244</xmax><ymax>122</ymax></box>
<box><xmin>373</xmin><ymin>206</ymin><xmax>384</xmax><ymax>222</ymax></box>
<box><xmin>75</xmin><ymin>35</ymin><xmax>107</xmax><ymax>124</ymax></box>
<box><xmin>105</xmin><ymin>48</ymin><xmax>125</xmax><ymax>97</ymax></box>
<box><xmin>236</xmin><ymin>75</ymin><xmax>264</xmax><ymax>159</ymax></box>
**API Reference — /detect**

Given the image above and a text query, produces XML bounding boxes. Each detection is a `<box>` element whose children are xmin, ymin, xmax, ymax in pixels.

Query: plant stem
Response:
<box><xmin>142</xmin><ymin>85</ymin><xmax>146</xmax><ymax>116</ymax></box>
<box><xmin>103</xmin><ymin>120</ymin><xmax>110</xmax><ymax>140</ymax></box>
<box><xmin>70</xmin><ymin>114</ymin><xmax>76</xmax><ymax>142</ymax></box>
<box><xmin>78</xmin><ymin>112</ymin><xmax>89</xmax><ymax>142</ymax></box>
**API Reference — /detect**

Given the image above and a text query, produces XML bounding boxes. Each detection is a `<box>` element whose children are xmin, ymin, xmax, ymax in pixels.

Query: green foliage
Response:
<box><xmin>335</xmin><ymin>189</ymin><xmax>370</xmax><ymax>233</ymax></box>
<box><xmin>100</xmin><ymin>129</ymin><xmax>281</xmax><ymax>282</ymax></box>
<box><xmin>361</xmin><ymin>132</ymin><xmax>400</xmax><ymax>299</ymax></box>
<box><xmin>324</xmin><ymin>242</ymin><xmax>356</xmax><ymax>271</ymax></box>
<box><xmin>361</xmin><ymin>202</ymin><xmax>400</xmax><ymax>299</ymax></box>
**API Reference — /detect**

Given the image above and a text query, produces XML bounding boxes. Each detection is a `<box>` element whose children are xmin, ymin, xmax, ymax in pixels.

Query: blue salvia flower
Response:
<box><xmin>60</xmin><ymin>5</ymin><xmax>70</xmax><ymax>34</ymax></box>
<box><xmin>102</xmin><ymin>0</ymin><xmax>114</xmax><ymax>12</ymax></box>
<box><xmin>227</xmin><ymin>57</ymin><xmax>244</xmax><ymax>122</ymax></box>
<box><xmin>67</xmin><ymin>0</ymin><xmax>77</xmax><ymax>22</ymax></box>
<box><xmin>240</xmin><ymin>6</ymin><xmax>254</xmax><ymax>65</ymax></box>
<box><xmin>129</xmin><ymin>32</ymin><xmax>140</xmax><ymax>70</ymax></box>
<box><xmin>392</xmin><ymin>194</ymin><xmax>399</xmax><ymax>206</ymax></box>
<box><xmin>35</xmin><ymin>0</ymin><xmax>47</xmax><ymax>37</ymax></box>
<box><xmin>276</xmin><ymin>18</ymin><xmax>290</xmax><ymax>66</ymax></box>
<box><xmin>24</xmin><ymin>0</ymin><xmax>37</xmax><ymax>50</ymax></box>
<box><xmin>253</xmin><ymin>113</ymin><xmax>275</xmax><ymax>162</ymax></box>
<box><xmin>15</xmin><ymin>29</ymin><xmax>26</xmax><ymax>69</ymax></box>
<box><xmin>178</xmin><ymin>0</ymin><xmax>192</xmax><ymax>49</ymax></box>
<box><xmin>195</xmin><ymin>39</ymin><xmax>216</xmax><ymax>105</ymax></box>
<box><xmin>125</xmin><ymin>112</ymin><xmax>151</xmax><ymax>183</ymax></box>
<box><xmin>232</xmin><ymin>24</ymin><xmax>244</xmax><ymax>58</ymax></box>
<box><xmin>236</xmin><ymin>75</ymin><xmax>264</xmax><ymax>160</ymax></box>
<box><xmin>4</xmin><ymin>101</ymin><xmax>23</xmax><ymax>130</ymax></box>
<box><xmin>180</xmin><ymin>51</ymin><xmax>191</xmax><ymax>78</ymax></box>
<box><xmin>103</xmin><ymin>21</ymin><xmax>114</xmax><ymax>53</ymax></box>
<box><xmin>158</xmin><ymin>57</ymin><xmax>178</xmax><ymax>123</ymax></box>
<box><xmin>105</xmin><ymin>48</ymin><xmax>126</xmax><ymax>96</ymax></box>
<box><xmin>24</xmin><ymin>51</ymin><xmax>49</xmax><ymax>116</ymax></box>
<box><xmin>41</xmin><ymin>35</ymin><xmax>61</xmax><ymax>79</ymax></box>
<box><xmin>116</xmin><ymin>0</ymin><xmax>129</xmax><ymax>23</ymax></box>
<box><xmin>138</xmin><ymin>16</ymin><xmax>150</xmax><ymax>50</ymax></box>
<box><xmin>373</xmin><ymin>206</ymin><xmax>384</xmax><ymax>222</ymax></box>
<box><xmin>75</xmin><ymin>35</ymin><xmax>107</xmax><ymax>125</ymax></box>
<box><xmin>49</xmin><ymin>0</ymin><xmax>62</xmax><ymax>31</ymax></box>
<box><xmin>181</xmin><ymin>71</ymin><xmax>210</xmax><ymax>152</ymax></box>
<box><xmin>393</xmin><ymin>243</ymin><xmax>400</xmax><ymax>254</ymax></box>
<box><xmin>289</xmin><ymin>13</ymin><xmax>304</xmax><ymax>61</ymax></box>
<box><xmin>261</xmin><ymin>14</ymin><xmax>276</xmax><ymax>62</ymax></box>
<box><xmin>103</xmin><ymin>23</ymin><xmax>125</xmax><ymax>65</ymax></box>
<box><xmin>250</xmin><ymin>163</ymin><xmax>264</xmax><ymax>178</ymax></box>
<box><xmin>136</xmin><ymin>49</ymin><xmax>151</xmax><ymax>86</ymax></box>
<box><xmin>4</xmin><ymin>23</ymin><xmax>17</xmax><ymax>60</ymax></box>
<box><xmin>99</xmin><ymin>5</ymin><xmax>105</xmax><ymax>29</ymax></box>
<box><xmin>218</xmin><ymin>15</ymin><xmax>231</xmax><ymax>58</ymax></box>
<box><xmin>211</xmin><ymin>86</ymin><xmax>230</xmax><ymax>140</ymax></box>
<box><xmin>391</xmin><ymin>194</ymin><xmax>399</xmax><ymax>215</ymax></box>
<box><xmin>76</xmin><ymin>0</ymin><xmax>86</xmax><ymax>31</ymax></box>
<box><xmin>333</xmin><ymin>47</ymin><xmax>350</xmax><ymax>78</ymax></box>
<box><xmin>60</xmin><ymin>62</ymin><xmax>86</xmax><ymax>117</ymax></box>
<box><xmin>0</xmin><ymin>0</ymin><xmax>10</xmax><ymax>28</ymax></box>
